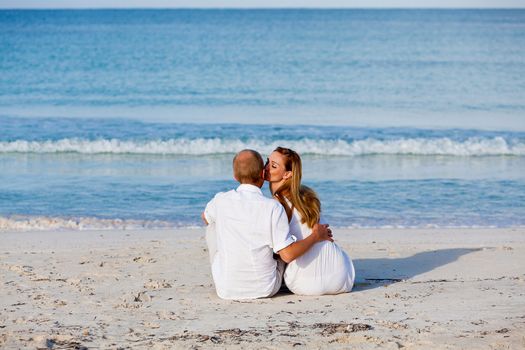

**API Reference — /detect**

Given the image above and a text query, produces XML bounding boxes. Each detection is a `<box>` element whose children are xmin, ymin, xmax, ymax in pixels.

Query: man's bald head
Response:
<box><xmin>233</xmin><ymin>149</ymin><xmax>264</xmax><ymax>185</ymax></box>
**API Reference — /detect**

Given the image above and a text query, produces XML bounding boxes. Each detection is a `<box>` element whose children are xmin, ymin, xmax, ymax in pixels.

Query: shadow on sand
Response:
<box><xmin>352</xmin><ymin>248</ymin><xmax>481</xmax><ymax>292</ymax></box>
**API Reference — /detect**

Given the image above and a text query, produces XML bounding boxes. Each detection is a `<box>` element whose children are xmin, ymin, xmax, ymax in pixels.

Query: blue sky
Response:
<box><xmin>1</xmin><ymin>0</ymin><xmax>524</xmax><ymax>9</ymax></box>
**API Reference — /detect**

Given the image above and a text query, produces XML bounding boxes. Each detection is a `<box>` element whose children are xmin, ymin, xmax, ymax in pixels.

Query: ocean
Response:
<box><xmin>1</xmin><ymin>9</ymin><xmax>524</xmax><ymax>230</ymax></box>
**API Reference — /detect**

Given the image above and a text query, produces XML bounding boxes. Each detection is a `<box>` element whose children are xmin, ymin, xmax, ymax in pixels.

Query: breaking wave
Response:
<box><xmin>0</xmin><ymin>137</ymin><xmax>524</xmax><ymax>156</ymax></box>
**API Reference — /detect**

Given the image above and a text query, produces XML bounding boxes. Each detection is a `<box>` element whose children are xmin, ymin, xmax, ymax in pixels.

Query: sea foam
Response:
<box><xmin>0</xmin><ymin>137</ymin><xmax>524</xmax><ymax>156</ymax></box>
<box><xmin>0</xmin><ymin>216</ymin><xmax>179</xmax><ymax>232</ymax></box>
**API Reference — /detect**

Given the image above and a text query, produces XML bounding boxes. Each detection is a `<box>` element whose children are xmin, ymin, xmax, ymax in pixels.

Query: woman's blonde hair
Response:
<box><xmin>272</xmin><ymin>147</ymin><xmax>321</xmax><ymax>228</ymax></box>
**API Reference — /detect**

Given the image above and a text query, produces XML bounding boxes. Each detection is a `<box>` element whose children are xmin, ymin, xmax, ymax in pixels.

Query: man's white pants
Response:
<box><xmin>205</xmin><ymin>224</ymin><xmax>285</xmax><ymax>297</ymax></box>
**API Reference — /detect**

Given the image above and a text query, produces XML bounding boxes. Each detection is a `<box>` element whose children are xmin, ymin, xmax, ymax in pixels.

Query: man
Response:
<box><xmin>202</xmin><ymin>149</ymin><xmax>333</xmax><ymax>300</ymax></box>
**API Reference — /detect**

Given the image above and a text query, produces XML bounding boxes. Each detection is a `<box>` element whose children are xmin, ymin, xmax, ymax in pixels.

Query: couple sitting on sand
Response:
<box><xmin>202</xmin><ymin>147</ymin><xmax>355</xmax><ymax>300</ymax></box>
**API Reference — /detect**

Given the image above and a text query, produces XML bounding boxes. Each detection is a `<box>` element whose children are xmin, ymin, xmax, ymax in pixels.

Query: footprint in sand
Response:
<box><xmin>32</xmin><ymin>335</ymin><xmax>87</xmax><ymax>350</ymax></box>
<box><xmin>143</xmin><ymin>322</ymin><xmax>160</xmax><ymax>329</ymax></box>
<box><xmin>116</xmin><ymin>291</ymin><xmax>152</xmax><ymax>309</ymax></box>
<box><xmin>132</xmin><ymin>256</ymin><xmax>157</xmax><ymax>264</ymax></box>
<box><xmin>144</xmin><ymin>279</ymin><xmax>172</xmax><ymax>290</ymax></box>
<box><xmin>155</xmin><ymin>310</ymin><xmax>181</xmax><ymax>320</ymax></box>
<box><xmin>376</xmin><ymin>320</ymin><xmax>408</xmax><ymax>330</ymax></box>
<box><xmin>6</xmin><ymin>264</ymin><xmax>34</xmax><ymax>276</ymax></box>
<box><xmin>53</xmin><ymin>299</ymin><xmax>67</xmax><ymax>307</ymax></box>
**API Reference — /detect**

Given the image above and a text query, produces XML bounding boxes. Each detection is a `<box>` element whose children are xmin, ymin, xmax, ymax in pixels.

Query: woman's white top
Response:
<box><xmin>284</xmin><ymin>209</ymin><xmax>355</xmax><ymax>296</ymax></box>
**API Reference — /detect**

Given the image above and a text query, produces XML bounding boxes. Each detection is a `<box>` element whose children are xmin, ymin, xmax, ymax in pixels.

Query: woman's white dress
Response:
<box><xmin>284</xmin><ymin>210</ymin><xmax>355</xmax><ymax>295</ymax></box>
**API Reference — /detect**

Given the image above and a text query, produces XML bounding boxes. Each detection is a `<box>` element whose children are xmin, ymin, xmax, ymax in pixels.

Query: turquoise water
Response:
<box><xmin>0</xmin><ymin>10</ymin><xmax>524</xmax><ymax>230</ymax></box>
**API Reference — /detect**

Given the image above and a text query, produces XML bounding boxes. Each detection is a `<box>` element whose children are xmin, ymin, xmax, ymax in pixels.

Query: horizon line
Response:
<box><xmin>1</xmin><ymin>7</ymin><xmax>525</xmax><ymax>10</ymax></box>
<box><xmin>0</xmin><ymin>4</ymin><xmax>525</xmax><ymax>10</ymax></box>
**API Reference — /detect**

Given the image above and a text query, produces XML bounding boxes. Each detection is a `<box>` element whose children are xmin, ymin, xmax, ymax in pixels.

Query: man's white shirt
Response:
<box><xmin>204</xmin><ymin>184</ymin><xmax>294</xmax><ymax>299</ymax></box>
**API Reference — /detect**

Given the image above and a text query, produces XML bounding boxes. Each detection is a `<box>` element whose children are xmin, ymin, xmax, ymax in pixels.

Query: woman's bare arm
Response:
<box><xmin>278</xmin><ymin>223</ymin><xmax>332</xmax><ymax>263</ymax></box>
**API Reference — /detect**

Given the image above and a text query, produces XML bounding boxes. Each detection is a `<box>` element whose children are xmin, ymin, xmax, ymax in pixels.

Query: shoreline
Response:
<box><xmin>2</xmin><ymin>225</ymin><xmax>525</xmax><ymax>234</ymax></box>
<box><xmin>1</xmin><ymin>228</ymin><xmax>524</xmax><ymax>348</ymax></box>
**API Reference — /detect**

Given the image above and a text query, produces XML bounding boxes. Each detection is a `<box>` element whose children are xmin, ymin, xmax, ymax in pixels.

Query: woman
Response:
<box><xmin>265</xmin><ymin>146</ymin><xmax>355</xmax><ymax>295</ymax></box>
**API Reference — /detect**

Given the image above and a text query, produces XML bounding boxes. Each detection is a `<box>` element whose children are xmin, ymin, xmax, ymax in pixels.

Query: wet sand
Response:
<box><xmin>1</xmin><ymin>228</ymin><xmax>524</xmax><ymax>349</ymax></box>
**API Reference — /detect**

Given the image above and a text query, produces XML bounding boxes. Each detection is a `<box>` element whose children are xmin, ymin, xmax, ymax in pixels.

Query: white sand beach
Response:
<box><xmin>1</xmin><ymin>228</ymin><xmax>524</xmax><ymax>349</ymax></box>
